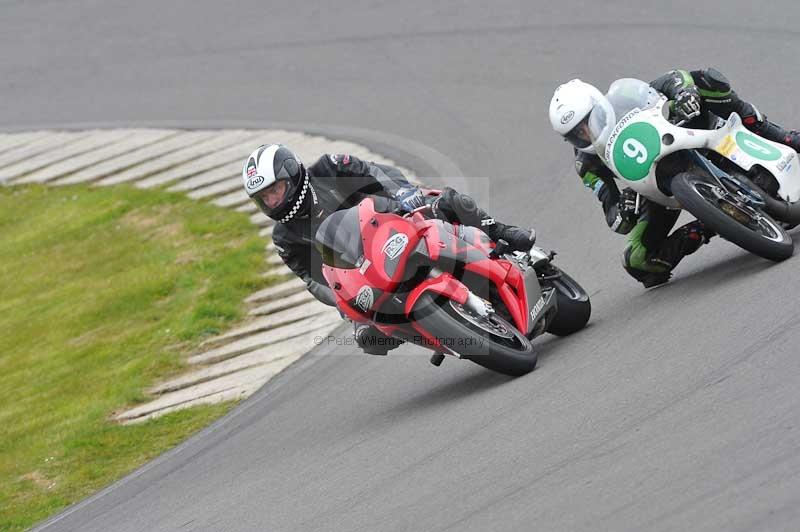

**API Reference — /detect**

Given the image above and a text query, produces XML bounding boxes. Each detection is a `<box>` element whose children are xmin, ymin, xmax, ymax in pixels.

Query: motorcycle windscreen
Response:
<box><xmin>315</xmin><ymin>207</ymin><xmax>364</xmax><ymax>269</ymax></box>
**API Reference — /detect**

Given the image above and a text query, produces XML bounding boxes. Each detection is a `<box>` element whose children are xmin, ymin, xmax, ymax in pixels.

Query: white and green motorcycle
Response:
<box><xmin>599</xmin><ymin>79</ymin><xmax>797</xmax><ymax>261</ymax></box>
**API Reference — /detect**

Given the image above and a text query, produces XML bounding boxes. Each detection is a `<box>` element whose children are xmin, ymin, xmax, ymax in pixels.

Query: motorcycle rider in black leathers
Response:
<box><xmin>550</xmin><ymin>68</ymin><xmax>800</xmax><ymax>288</ymax></box>
<box><xmin>242</xmin><ymin>144</ymin><xmax>536</xmax><ymax>354</ymax></box>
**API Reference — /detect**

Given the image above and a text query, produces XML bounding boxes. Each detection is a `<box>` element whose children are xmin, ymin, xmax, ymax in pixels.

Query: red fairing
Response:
<box><xmin>410</xmin><ymin>321</ymin><xmax>447</xmax><ymax>353</ymax></box>
<box><xmin>464</xmin><ymin>258</ymin><xmax>530</xmax><ymax>333</ymax></box>
<box><xmin>320</xmin><ymin>195</ymin><xmax>534</xmax><ymax>356</ymax></box>
<box><xmin>362</xmin><ymin>209</ymin><xmax>418</xmax><ymax>286</ymax></box>
<box><xmin>413</xmin><ymin>214</ymin><xmax>442</xmax><ymax>262</ymax></box>
<box><xmin>321</xmin><ymin>198</ymin><xmax>422</xmax><ymax>320</ymax></box>
<box><xmin>403</xmin><ymin>272</ymin><xmax>469</xmax><ymax>317</ymax></box>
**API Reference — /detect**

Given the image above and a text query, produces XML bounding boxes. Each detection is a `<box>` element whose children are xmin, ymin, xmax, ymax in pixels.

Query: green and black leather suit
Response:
<box><xmin>575</xmin><ymin>68</ymin><xmax>800</xmax><ymax>287</ymax></box>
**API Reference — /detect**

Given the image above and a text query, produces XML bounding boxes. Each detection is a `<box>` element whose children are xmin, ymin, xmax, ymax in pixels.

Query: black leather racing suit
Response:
<box><xmin>272</xmin><ymin>154</ymin><xmax>409</xmax><ymax>306</ymax></box>
<box><xmin>273</xmin><ymin>154</ymin><xmax>515</xmax><ymax>306</ymax></box>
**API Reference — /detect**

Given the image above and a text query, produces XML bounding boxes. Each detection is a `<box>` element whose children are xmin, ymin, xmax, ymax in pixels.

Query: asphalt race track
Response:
<box><xmin>6</xmin><ymin>1</ymin><xmax>800</xmax><ymax>531</ymax></box>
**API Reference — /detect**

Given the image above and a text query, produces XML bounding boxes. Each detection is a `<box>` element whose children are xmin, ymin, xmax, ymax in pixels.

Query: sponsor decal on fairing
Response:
<box><xmin>382</xmin><ymin>233</ymin><xmax>409</xmax><ymax>260</ymax></box>
<box><xmin>355</xmin><ymin>286</ymin><xmax>374</xmax><ymax>312</ymax></box>
<box><xmin>529</xmin><ymin>296</ymin><xmax>545</xmax><ymax>321</ymax></box>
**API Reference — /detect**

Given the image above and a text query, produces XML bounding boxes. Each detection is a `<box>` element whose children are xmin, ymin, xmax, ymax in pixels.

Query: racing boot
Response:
<box><xmin>683</xmin><ymin>219</ymin><xmax>716</xmax><ymax>242</ymax></box>
<box><xmin>651</xmin><ymin>219</ymin><xmax>713</xmax><ymax>267</ymax></box>
<box><xmin>433</xmin><ymin>187</ymin><xmax>537</xmax><ymax>252</ymax></box>
<box><xmin>622</xmin><ymin>259</ymin><xmax>672</xmax><ymax>289</ymax></box>
<box><xmin>487</xmin><ymin>223</ymin><xmax>537</xmax><ymax>253</ymax></box>
<box><xmin>623</xmin><ymin>220</ymin><xmax>713</xmax><ymax>288</ymax></box>
<box><xmin>749</xmin><ymin>119</ymin><xmax>800</xmax><ymax>153</ymax></box>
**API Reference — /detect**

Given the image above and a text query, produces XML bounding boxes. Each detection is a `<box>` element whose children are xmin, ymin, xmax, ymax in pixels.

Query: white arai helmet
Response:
<box><xmin>549</xmin><ymin>79</ymin><xmax>616</xmax><ymax>156</ymax></box>
<box><xmin>242</xmin><ymin>144</ymin><xmax>310</xmax><ymax>223</ymax></box>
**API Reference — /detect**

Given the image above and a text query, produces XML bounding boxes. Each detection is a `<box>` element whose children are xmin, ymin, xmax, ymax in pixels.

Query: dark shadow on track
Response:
<box><xmin>532</xmin><ymin>322</ymin><xmax>602</xmax><ymax>365</ymax></box>
<box><xmin>364</xmin><ymin>368</ymin><xmax>513</xmax><ymax>422</ymax></box>
<box><xmin>638</xmin><ymin>246</ymin><xmax>786</xmax><ymax>299</ymax></box>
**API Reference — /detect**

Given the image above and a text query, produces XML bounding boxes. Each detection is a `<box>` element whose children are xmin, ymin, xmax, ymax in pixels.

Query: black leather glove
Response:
<box><xmin>674</xmin><ymin>87</ymin><xmax>701</xmax><ymax>123</ymax></box>
<box><xmin>611</xmin><ymin>188</ymin><xmax>639</xmax><ymax>233</ymax></box>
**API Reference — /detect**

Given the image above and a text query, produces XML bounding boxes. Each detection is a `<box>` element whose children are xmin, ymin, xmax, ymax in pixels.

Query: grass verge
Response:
<box><xmin>0</xmin><ymin>184</ymin><xmax>270</xmax><ymax>530</ymax></box>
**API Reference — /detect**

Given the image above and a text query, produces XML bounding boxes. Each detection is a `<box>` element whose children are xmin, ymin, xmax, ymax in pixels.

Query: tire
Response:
<box><xmin>413</xmin><ymin>293</ymin><xmax>537</xmax><ymax>377</ymax></box>
<box><xmin>544</xmin><ymin>269</ymin><xmax>591</xmax><ymax>337</ymax></box>
<box><xmin>671</xmin><ymin>172</ymin><xmax>794</xmax><ymax>262</ymax></box>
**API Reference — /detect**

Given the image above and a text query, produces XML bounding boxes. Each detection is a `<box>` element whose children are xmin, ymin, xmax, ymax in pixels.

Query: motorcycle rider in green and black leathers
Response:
<box><xmin>550</xmin><ymin>68</ymin><xmax>800</xmax><ymax>288</ymax></box>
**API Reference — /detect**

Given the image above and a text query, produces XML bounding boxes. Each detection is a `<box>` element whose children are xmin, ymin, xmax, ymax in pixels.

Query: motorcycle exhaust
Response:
<box><xmin>761</xmin><ymin>191</ymin><xmax>800</xmax><ymax>225</ymax></box>
<box><xmin>737</xmin><ymin>174</ymin><xmax>800</xmax><ymax>224</ymax></box>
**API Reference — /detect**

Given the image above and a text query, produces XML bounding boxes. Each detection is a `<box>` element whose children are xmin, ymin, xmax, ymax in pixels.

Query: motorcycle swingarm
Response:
<box><xmin>689</xmin><ymin>150</ymin><xmax>766</xmax><ymax>208</ymax></box>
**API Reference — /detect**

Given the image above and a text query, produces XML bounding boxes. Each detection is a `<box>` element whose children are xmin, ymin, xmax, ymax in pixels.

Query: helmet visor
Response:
<box><xmin>588</xmin><ymin>102</ymin><xmax>612</xmax><ymax>144</ymax></box>
<box><xmin>253</xmin><ymin>178</ymin><xmax>295</xmax><ymax>218</ymax></box>
<box><xmin>258</xmin><ymin>180</ymin><xmax>289</xmax><ymax>209</ymax></box>
<box><xmin>564</xmin><ymin>114</ymin><xmax>593</xmax><ymax>149</ymax></box>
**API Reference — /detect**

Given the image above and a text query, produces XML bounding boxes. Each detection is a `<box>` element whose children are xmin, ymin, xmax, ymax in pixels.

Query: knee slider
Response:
<box><xmin>452</xmin><ymin>190</ymin><xmax>477</xmax><ymax>215</ymax></box>
<box><xmin>622</xmin><ymin>251</ymin><xmax>650</xmax><ymax>281</ymax></box>
<box><xmin>621</xmin><ymin>246</ymin><xmax>638</xmax><ymax>270</ymax></box>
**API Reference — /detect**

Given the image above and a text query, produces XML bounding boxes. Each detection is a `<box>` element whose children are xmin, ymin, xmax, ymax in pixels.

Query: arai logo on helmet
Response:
<box><xmin>382</xmin><ymin>233</ymin><xmax>409</xmax><ymax>260</ymax></box>
<box><xmin>246</xmin><ymin>175</ymin><xmax>264</xmax><ymax>190</ymax></box>
<box><xmin>560</xmin><ymin>110</ymin><xmax>575</xmax><ymax>125</ymax></box>
<box><xmin>355</xmin><ymin>286</ymin><xmax>374</xmax><ymax>312</ymax></box>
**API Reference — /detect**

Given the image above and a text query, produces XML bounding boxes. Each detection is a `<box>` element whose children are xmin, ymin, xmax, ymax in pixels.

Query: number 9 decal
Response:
<box><xmin>622</xmin><ymin>138</ymin><xmax>648</xmax><ymax>163</ymax></box>
<box><xmin>741</xmin><ymin>138</ymin><xmax>771</xmax><ymax>155</ymax></box>
<box><xmin>612</xmin><ymin>122</ymin><xmax>661</xmax><ymax>180</ymax></box>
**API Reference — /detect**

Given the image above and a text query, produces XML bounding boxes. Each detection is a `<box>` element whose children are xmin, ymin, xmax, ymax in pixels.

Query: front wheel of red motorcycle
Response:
<box><xmin>413</xmin><ymin>293</ymin><xmax>537</xmax><ymax>377</ymax></box>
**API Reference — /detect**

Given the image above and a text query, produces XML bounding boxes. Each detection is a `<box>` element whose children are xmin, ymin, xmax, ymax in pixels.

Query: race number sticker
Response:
<box><xmin>735</xmin><ymin>131</ymin><xmax>782</xmax><ymax>161</ymax></box>
<box><xmin>611</xmin><ymin>122</ymin><xmax>661</xmax><ymax>181</ymax></box>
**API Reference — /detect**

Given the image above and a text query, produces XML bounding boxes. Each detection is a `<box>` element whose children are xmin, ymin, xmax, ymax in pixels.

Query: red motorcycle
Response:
<box><xmin>315</xmin><ymin>194</ymin><xmax>591</xmax><ymax>376</ymax></box>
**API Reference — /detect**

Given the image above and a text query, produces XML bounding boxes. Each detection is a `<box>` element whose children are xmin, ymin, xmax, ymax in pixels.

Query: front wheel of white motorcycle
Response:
<box><xmin>671</xmin><ymin>172</ymin><xmax>794</xmax><ymax>262</ymax></box>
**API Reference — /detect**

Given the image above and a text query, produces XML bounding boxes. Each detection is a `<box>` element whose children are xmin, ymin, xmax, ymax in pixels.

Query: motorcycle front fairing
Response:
<box><xmin>318</xmin><ymin>198</ymin><xmax>544</xmax><ymax>353</ymax></box>
<box><xmin>602</xmin><ymin>98</ymin><xmax>800</xmax><ymax>207</ymax></box>
<box><xmin>405</xmin><ymin>215</ymin><xmax>542</xmax><ymax>336</ymax></box>
<box><xmin>318</xmin><ymin>198</ymin><xmax>423</xmax><ymax>323</ymax></box>
<box><xmin>317</xmin><ymin>199</ymin><xmax>469</xmax><ymax>354</ymax></box>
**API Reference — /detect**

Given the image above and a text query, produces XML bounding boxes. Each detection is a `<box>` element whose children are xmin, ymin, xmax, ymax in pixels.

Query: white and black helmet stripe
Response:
<box><xmin>243</xmin><ymin>144</ymin><xmax>281</xmax><ymax>197</ymax></box>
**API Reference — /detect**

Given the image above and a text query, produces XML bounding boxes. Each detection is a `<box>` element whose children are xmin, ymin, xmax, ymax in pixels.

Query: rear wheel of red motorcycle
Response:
<box><xmin>413</xmin><ymin>293</ymin><xmax>537</xmax><ymax>377</ymax></box>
